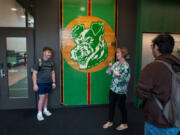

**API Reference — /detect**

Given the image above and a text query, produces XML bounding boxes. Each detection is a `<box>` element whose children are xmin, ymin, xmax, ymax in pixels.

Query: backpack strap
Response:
<box><xmin>152</xmin><ymin>94</ymin><xmax>163</xmax><ymax>110</ymax></box>
<box><xmin>153</xmin><ymin>60</ymin><xmax>175</xmax><ymax>110</ymax></box>
<box><xmin>38</xmin><ymin>58</ymin><xmax>42</xmax><ymax>67</ymax></box>
<box><xmin>155</xmin><ymin>60</ymin><xmax>175</xmax><ymax>74</ymax></box>
<box><xmin>38</xmin><ymin>58</ymin><xmax>43</xmax><ymax>71</ymax></box>
<box><xmin>49</xmin><ymin>59</ymin><xmax>54</xmax><ymax>67</ymax></box>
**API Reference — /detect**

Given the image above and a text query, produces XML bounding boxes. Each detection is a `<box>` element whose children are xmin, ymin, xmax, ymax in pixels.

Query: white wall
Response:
<box><xmin>0</xmin><ymin>0</ymin><xmax>25</xmax><ymax>27</ymax></box>
<box><xmin>7</xmin><ymin>37</ymin><xmax>26</xmax><ymax>52</ymax></box>
<box><xmin>142</xmin><ymin>33</ymin><xmax>180</xmax><ymax>69</ymax></box>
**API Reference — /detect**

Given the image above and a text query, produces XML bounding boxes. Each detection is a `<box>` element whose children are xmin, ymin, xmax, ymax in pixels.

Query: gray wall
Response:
<box><xmin>35</xmin><ymin>0</ymin><xmax>60</xmax><ymax>107</ymax></box>
<box><xmin>35</xmin><ymin>0</ymin><xmax>137</xmax><ymax>106</ymax></box>
<box><xmin>117</xmin><ymin>0</ymin><xmax>137</xmax><ymax>103</ymax></box>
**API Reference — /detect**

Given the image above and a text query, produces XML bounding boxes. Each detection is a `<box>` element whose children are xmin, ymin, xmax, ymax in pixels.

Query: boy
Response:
<box><xmin>32</xmin><ymin>46</ymin><xmax>56</xmax><ymax>121</ymax></box>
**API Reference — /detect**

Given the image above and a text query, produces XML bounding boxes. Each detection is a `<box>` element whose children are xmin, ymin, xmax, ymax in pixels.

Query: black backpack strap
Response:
<box><xmin>49</xmin><ymin>59</ymin><xmax>53</xmax><ymax>67</ymax></box>
<box><xmin>37</xmin><ymin>58</ymin><xmax>43</xmax><ymax>71</ymax></box>
<box><xmin>38</xmin><ymin>58</ymin><xmax>42</xmax><ymax>67</ymax></box>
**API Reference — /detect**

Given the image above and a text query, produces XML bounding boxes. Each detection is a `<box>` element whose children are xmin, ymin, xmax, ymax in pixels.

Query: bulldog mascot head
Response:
<box><xmin>70</xmin><ymin>22</ymin><xmax>108</xmax><ymax>70</ymax></box>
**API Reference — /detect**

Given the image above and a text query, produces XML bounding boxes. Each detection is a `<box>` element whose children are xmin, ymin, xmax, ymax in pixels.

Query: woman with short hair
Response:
<box><xmin>103</xmin><ymin>48</ymin><xmax>131</xmax><ymax>131</ymax></box>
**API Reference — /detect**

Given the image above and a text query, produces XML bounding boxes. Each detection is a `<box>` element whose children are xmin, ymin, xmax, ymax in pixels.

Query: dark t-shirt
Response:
<box><xmin>33</xmin><ymin>58</ymin><xmax>55</xmax><ymax>83</ymax></box>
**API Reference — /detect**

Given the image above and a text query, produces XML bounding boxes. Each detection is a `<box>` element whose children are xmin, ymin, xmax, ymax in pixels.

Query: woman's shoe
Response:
<box><xmin>116</xmin><ymin>124</ymin><xmax>128</xmax><ymax>131</ymax></box>
<box><xmin>103</xmin><ymin>122</ymin><xmax>113</xmax><ymax>129</ymax></box>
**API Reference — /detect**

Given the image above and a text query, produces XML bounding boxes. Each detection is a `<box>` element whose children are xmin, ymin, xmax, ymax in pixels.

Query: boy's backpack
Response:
<box><xmin>38</xmin><ymin>58</ymin><xmax>54</xmax><ymax>71</ymax></box>
<box><xmin>153</xmin><ymin>60</ymin><xmax>180</xmax><ymax>128</ymax></box>
<box><xmin>31</xmin><ymin>58</ymin><xmax>42</xmax><ymax>73</ymax></box>
<box><xmin>38</xmin><ymin>58</ymin><xmax>43</xmax><ymax>68</ymax></box>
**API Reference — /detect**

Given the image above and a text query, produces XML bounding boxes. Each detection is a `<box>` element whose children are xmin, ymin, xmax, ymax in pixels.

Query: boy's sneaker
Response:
<box><xmin>37</xmin><ymin>112</ymin><xmax>44</xmax><ymax>121</ymax></box>
<box><xmin>43</xmin><ymin>109</ymin><xmax>52</xmax><ymax>116</ymax></box>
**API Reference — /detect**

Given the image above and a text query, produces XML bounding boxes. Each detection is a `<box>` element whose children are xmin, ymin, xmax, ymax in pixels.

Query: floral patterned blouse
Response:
<box><xmin>106</xmin><ymin>61</ymin><xmax>131</xmax><ymax>94</ymax></box>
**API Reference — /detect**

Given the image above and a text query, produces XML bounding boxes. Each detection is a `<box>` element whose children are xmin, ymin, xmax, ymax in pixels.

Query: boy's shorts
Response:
<box><xmin>37</xmin><ymin>82</ymin><xmax>52</xmax><ymax>95</ymax></box>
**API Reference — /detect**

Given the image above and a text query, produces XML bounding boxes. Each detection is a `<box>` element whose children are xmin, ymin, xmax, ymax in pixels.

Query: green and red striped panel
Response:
<box><xmin>61</xmin><ymin>0</ymin><xmax>116</xmax><ymax>105</ymax></box>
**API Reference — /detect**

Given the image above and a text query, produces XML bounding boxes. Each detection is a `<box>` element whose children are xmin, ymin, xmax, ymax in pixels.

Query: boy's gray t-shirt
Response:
<box><xmin>33</xmin><ymin>58</ymin><xmax>55</xmax><ymax>83</ymax></box>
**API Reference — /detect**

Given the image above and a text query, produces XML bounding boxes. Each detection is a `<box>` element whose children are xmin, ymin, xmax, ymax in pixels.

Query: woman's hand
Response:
<box><xmin>107</xmin><ymin>62</ymin><xmax>113</xmax><ymax>72</ymax></box>
<box><xmin>113</xmin><ymin>70</ymin><xmax>121</xmax><ymax>78</ymax></box>
<box><xmin>109</xmin><ymin>62</ymin><xmax>113</xmax><ymax>67</ymax></box>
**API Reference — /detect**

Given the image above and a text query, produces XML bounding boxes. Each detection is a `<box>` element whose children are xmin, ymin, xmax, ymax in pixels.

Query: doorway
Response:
<box><xmin>0</xmin><ymin>28</ymin><xmax>36</xmax><ymax>109</ymax></box>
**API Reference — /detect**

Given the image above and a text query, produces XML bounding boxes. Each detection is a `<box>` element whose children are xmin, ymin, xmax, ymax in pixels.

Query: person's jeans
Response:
<box><xmin>145</xmin><ymin>122</ymin><xmax>180</xmax><ymax>135</ymax></box>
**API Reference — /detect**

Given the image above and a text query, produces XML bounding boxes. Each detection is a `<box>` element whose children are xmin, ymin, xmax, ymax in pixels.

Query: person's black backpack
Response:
<box><xmin>31</xmin><ymin>58</ymin><xmax>53</xmax><ymax>73</ymax></box>
<box><xmin>37</xmin><ymin>58</ymin><xmax>54</xmax><ymax>71</ymax></box>
<box><xmin>153</xmin><ymin>60</ymin><xmax>180</xmax><ymax>128</ymax></box>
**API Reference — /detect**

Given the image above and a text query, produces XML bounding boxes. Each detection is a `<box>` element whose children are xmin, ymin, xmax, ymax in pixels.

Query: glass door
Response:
<box><xmin>0</xmin><ymin>28</ymin><xmax>36</xmax><ymax>109</ymax></box>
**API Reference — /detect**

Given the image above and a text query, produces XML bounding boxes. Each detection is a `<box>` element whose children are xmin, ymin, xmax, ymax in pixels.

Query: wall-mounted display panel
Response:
<box><xmin>60</xmin><ymin>0</ymin><xmax>117</xmax><ymax>105</ymax></box>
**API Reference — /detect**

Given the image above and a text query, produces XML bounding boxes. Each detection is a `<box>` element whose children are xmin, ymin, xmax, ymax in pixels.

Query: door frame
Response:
<box><xmin>0</xmin><ymin>27</ymin><xmax>36</xmax><ymax>109</ymax></box>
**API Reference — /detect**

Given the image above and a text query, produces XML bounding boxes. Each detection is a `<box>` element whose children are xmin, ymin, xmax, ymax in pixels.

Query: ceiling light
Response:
<box><xmin>11</xmin><ymin>8</ymin><xmax>17</xmax><ymax>11</ymax></box>
<box><xmin>21</xmin><ymin>15</ymin><xmax>25</xmax><ymax>18</ymax></box>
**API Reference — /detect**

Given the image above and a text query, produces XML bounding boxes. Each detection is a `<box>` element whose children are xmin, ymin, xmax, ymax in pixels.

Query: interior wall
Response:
<box><xmin>141</xmin><ymin>0</ymin><xmax>180</xmax><ymax>32</ymax></box>
<box><xmin>0</xmin><ymin>0</ymin><xmax>25</xmax><ymax>27</ymax></box>
<box><xmin>134</xmin><ymin>0</ymin><xmax>180</xmax><ymax>106</ymax></box>
<box><xmin>35</xmin><ymin>0</ymin><xmax>60</xmax><ymax>107</ymax></box>
<box><xmin>117</xmin><ymin>0</ymin><xmax>137</xmax><ymax>103</ymax></box>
